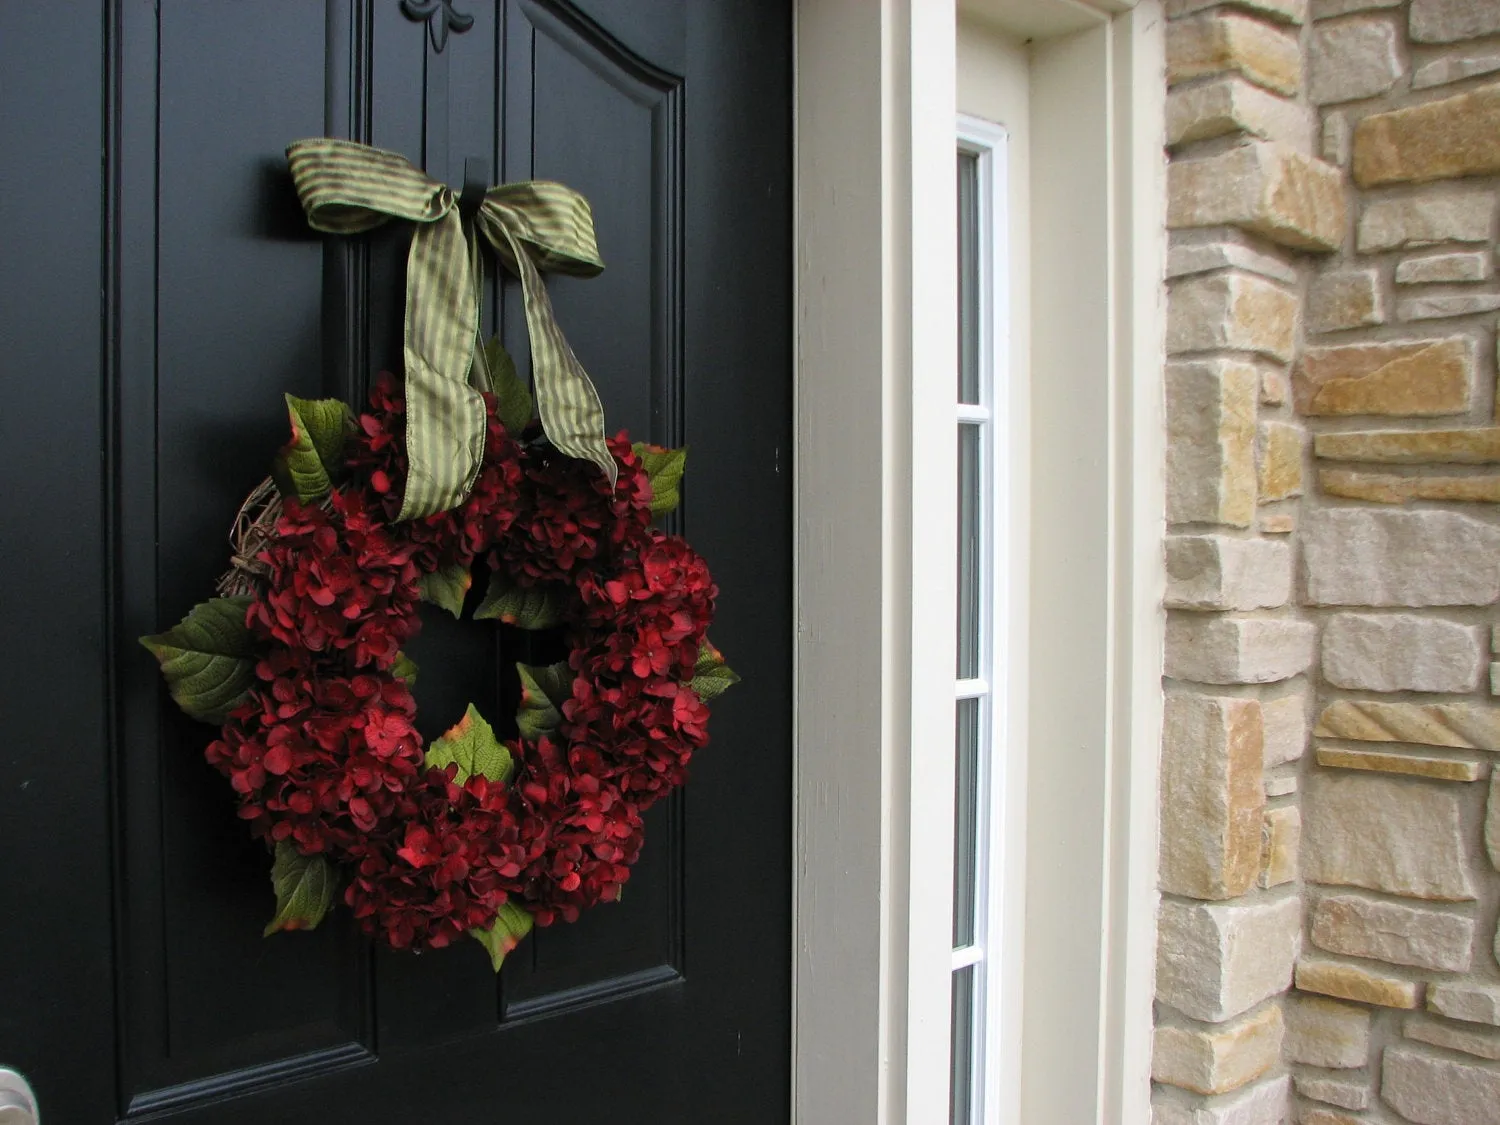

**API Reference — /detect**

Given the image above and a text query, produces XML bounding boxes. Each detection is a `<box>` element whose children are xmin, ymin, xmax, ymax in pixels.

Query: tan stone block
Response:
<box><xmin>1303</xmin><ymin>771</ymin><xmax>1476</xmax><ymax>901</ymax></box>
<box><xmin>1285</xmin><ymin>994</ymin><xmax>1370</xmax><ymax>1068</ymax></box>
<box><xmin>1396</xmin><ymin>250</ymin><xmax>1491</xmax><ymax>284</ymax></box>
<box><xmin>1265</xmin><ymin>773</ymin><xmax>1297</xmax><ymax>796</ymax></box>
<box><xmin>1169</xmin><ymin>272</ymin><xmax>1298</xmax><ymax>362</ymax></box>
<box><xmin>1293</xmin><ymin>1073</ymin><xmax>1369</xmax><ymax>1111</ymax></box>
<box><xmin>1257</xmin><ymin>422</ymin><xmax>1304</xmax><ymax>501</ymax></box>
<box><xmin>1157</xmin><ymin>896</ymin><xmax>1302</xmax><ymax>1022</ymax></box>
<box><xmin>1295</xmin><ymin>958</ymin><xmax>1421</xmax><ymax>1007</ymax></box>
<box><xmin>1315</xmin><ymin>745</ymin><xmax>1482</xmax><ymax>782</ymax></box>
<box><xmin>1398</xmin><ymin>292</ymin><xmax>1500</xmax><ymax>321</ymax></box>
<box><xmin>1264</xmin><ymin>691</ymin><xmax>1309</xmax><ymax>766</ymax></box>
<box><xmin>1293</xmin><ymin>336</ymin><xmax>1474</xmax><ymax>417</ymax></box>
<box><xmin>1484</xmin><ymin>768</ymin><xmax>1500</xmax><ymax>869</ymax></box>
<box><xmin>1410</xmin><ymin>0</ymin><xmax>1500</xmax><ymax>44</ymax></box>
<box><xmin>1310</xmin><ymin>16</ymin><xmax>1403</xmax><ymax>105</ymax></box>
<box><xmin>1168</xmin><ymin>234</ymin><xmax>1300</xmax><ymax>285</ymax></box>
<box><xmin>1259</xmin><ymin>511</ymin><xmax>1296</xmax><ymax>533</ymax></box>
<box><xmin>1167</xmin><ymin>360</ymin><xmax>1259</xmax><ymax>527</ymax></box>
<box><xmin>1166</xmin><ymin>615</ymin><xmax>1317</xmax><ymax>684</ymax></box>
<box><xmin>1315</xmin><ymin>427</ymin><xmax>1500</xmax><ymax>464</ymax></box>
<box><xmin>1152</xmin><ymin>1076</ymin><xmax>1293</xmax><ymax>1125</ymax></box>
<box><xmin>1169</xmin><ymin>0</ymin><xmax>1306</xmax><ymax>22</ymax></box>
<box><xmin>1319</xmin><ymin>468</ymin><xmax>1500</xmax><ymax>504</ymax></box>
<box><xmin>1355</xmin><ymin>83</ymin><xmax>1500</xmax><ymax>187</ymax></box>
<box><xmin>1261</xmin><ymin>366</ymin><xmax>1288</xmax><ymax>405</ymax></box>
<box><xmin>1323</xmin><ymin>109</ymin><xmax>1351</xmax><ymax>166</ymax></box>
<box><xmin>1298</xmin><ymin>1110</ymin><xmax>1360</xmax><ymax>1125</ymax></box>
<box><xmin>1492</xmin><ymin>661</ymin><xmax>1500</xmax><ymax>694</ymax></box>
<box><xmin>1312</xmin><ymin>0</ymin><xmax>1400</xmax><ymax>16</ymax></box>
<box><xmin>1165</xmin><ymin>535</ymin><xmax>1292</xmax><ymax>610</ymax></box>
<box><xmin>1153</xmin><ymin>1006</ymin><xmax>1283</xmax><ymax>1096</ymax></box>
<box><xmin>1413</xmin><ymin>49</ymin><xmax>1500</xmax><ymax>90</ymax></box>
<box><xmin>1308</xmin><ymin>268</ymin><xmax>1385</xmax><ymax>334</ymax></box>
<box><xmin>1321</xmin><ymin>613</ymin><xmax>1484</xmax><ymax>693</ymax></box>
<box><xmin>1168</xmin><ymin>12</ymin><xmax>1303</xmax><ymax>95</ymax></box>
<box><xmin>1159</xmin><ymin>693</ymin><xmax>1266</xmax><ymax>899</ymax></box>
<box><xmin>1168</xmin><ymin>77</ymin><xmax>1314</xmax><ymax>149</ymax></box>
<box><xmin>1357</xmin><ymin>190</ymin><xmax>1494</xmax><ymax>252</ymax></box>
<box><xmin>1315</xmin><ymin>699</ymin><xmax>1500</xmax><ymax>750</ymax></box>
<box><xmin>1260</xmin><ymin>805</ymin><xmax>1300</xmax><ymax>887</ymax></box>
<box><xmin>1310</xmin><ymin>893</ymin><xmax>1475</xmax><ymax>971</ymax></box>
<box><xmin>1170</xmin><ymin>143</ymin><xmax>1345</xmax><ymax>252</ymax></box>
<box><xmin>1430</xmin><ymin>981</ymin><xmax>1500</xmax><ymax>1025</ymax></box>
<box><xmin>1407</xmin><ymin>1014</ymin><xmax>1500</xmax><ymax>1060</ymax></box>
<box><xmin>1301</xmin><ymin>509</ymin><xmax>1500</xmax><ymax>607</ymax></box>
<box><xmin>1382</xmin><ymin>1046</ymin><xmax>1500</xmax><ymax>1125</ymax></box>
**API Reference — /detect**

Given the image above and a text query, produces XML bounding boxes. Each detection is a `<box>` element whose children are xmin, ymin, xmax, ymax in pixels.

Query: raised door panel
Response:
<box><xmin>499</xmin><ymin>0</ymin><xmax>689</xmax><ymax>1014</ymax></box>
<box><xmin>115</xmin><ymin>2</ymin><xmax>376</xmax><ymax>1112</ymax></box>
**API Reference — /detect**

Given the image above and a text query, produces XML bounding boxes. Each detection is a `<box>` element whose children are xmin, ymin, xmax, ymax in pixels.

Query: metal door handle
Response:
<box><xmin>0</xmin><ymin>1069</ymin><xmax>37</xmax><ymax>1125</ymax></box>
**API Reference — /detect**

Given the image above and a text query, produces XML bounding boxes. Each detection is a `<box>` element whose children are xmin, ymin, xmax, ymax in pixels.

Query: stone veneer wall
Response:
<box><xmin>1153</xmin><ymin>0</ymin><xmax>1500</xmax><ymax>1122</ymax></box>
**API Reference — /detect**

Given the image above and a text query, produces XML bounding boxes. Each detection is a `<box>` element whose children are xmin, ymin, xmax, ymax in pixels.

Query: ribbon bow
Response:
<box><xmin>286</xmin><ymin>137</ymin><xmax>616</xmax><ymax>520</ymax></box>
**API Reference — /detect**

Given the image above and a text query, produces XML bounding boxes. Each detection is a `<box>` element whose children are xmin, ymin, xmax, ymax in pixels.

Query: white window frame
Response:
<box><xmin>792</xmin><ymin>3</ymin><xmax>1166</xmax><ymax>1122</ymax></box>
<box><xmin>952</xmin><ymin>113</ymin><xmax>1012</xmax><ymax>1125</ymax></box>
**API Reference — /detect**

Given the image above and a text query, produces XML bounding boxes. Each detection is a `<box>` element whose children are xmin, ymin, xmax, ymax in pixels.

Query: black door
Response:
<box><xmin>0</xmin><ymin>2</ymin><xmax>790</xmax><ymax>1122</ymax></box>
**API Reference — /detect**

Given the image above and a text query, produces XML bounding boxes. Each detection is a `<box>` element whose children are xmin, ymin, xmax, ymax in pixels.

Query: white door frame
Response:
<box><xmin>791</xmin><ymin>2</ymin><xmax>1167</xmax><ymax>1121</ymax></box>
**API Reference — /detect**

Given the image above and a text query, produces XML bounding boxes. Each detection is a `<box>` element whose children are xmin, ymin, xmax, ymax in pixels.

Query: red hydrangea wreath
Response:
<box><xmin>142</xmin><ymin>360</ymin><xmax>736</xmax><ymax>968</ymax></box>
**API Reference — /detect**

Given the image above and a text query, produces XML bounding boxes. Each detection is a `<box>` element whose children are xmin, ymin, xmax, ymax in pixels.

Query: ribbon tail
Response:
<box><xmin>399</xmin><ymin>214</ymin><xmax>488</xmax><ymax>520</ymax></box>
<box><xmin>399</xmin><ymin>353</ymin><xmax>488</xmax><ymax>520</ymax></box>
<box><xmin>501</xmin><ymin>227</ymin><xmax>617</xmax><ymax>488</ymax></box>
<box><xmin>466</xmin><ymin>229</ymin><xmax>494</xmax><ymax>394</ymax></box>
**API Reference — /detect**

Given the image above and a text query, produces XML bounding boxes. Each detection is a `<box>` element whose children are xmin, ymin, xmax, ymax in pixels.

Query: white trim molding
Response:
<box><xmin>793</xmin><ymin>2</ymin><xmax>1165</xmax><ymax>1121</ymax></box>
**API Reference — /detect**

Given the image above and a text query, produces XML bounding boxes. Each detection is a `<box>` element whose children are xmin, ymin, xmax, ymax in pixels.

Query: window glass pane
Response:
<box><xmin>957</xmin><ymin>422</ymin><xmax>981</xmax><ymax>678</ymax></box>
<box><xmin>950</xmin><ymin>965</ymin><xmax>976</xmax><ymax>1125</ymax></box>
<box><xmin>957</xmin><ymin>150</ymin><xmax>980</xmax><ymax>405</ymax></box>
<box><xmin>953</xmin><ymin>697</ymin><xmax>980</xmax><ymax>948</ymax></box>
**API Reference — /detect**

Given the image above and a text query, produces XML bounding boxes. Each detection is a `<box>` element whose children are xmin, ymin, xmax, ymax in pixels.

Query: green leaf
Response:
<box><xmin>425</xmin><ymin>703</ymin><xmax>513</xmax><ymax>784</ymax></box>
<box><xmin>391</xmin><ymin>651</ymin><xmax>419</xmax><ymax>686</ymax></box>
<box><xmin>632</xmin><ymin>443</ymin><xmax>688</xmax><ymax>516</ymax></box>
<box><xmin>264</xmin><ymin>840</ymin><xmax>338</xmax><ymax>936</ymax></box>
<box><xmin>271</xmin><ymin>394</ymin><xmax>350</xmax><ymax>502</ymax></box>
<box><xmin>474</xmin><ymin>570</ymin><xmax>565</xmax><ymax>629</ymax></box>
<box><xmin>516</xmin><ymin>661</ymin><xmax>572</xmax><ymax>741</ymax></box>
<box><xmin>484</xmin><ymin>336</ymin><xmax>533</xmax><ymax>437</ymax></box>
<box><xmin>419</xmin><ymin>561</ymin><xmax>472</xmax><ymax>618</ymax></box>
<box><xmin>689</xmin><ymin>640</ymin><xmax>740</xmax><ymax>703</ymax></box>
<box><xmin>139</xmin><ymin>597</ymin><xmax>257</xmax><ymax>724</ymax></box>
<box><xmin>471</xmin><ymin>901</ymin><xmax>534</xmax><ymax>972</ymax></box>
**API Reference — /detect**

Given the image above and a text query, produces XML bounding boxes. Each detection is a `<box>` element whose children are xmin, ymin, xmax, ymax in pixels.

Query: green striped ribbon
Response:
<box><xmin>286</xmin><ymin>138</ymin><xmax>616</xmax><ymax>519</ymax></box>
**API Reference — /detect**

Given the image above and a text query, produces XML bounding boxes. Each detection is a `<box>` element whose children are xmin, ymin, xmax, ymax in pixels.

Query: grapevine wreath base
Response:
<box><xmin>143</xmin><ymin>355</ymin><xmax>736</xmax><ymax>967</ymax></box>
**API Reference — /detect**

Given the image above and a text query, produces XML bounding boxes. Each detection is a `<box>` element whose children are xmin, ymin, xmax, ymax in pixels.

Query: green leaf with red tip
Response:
<box><xmin>139</xmin><ymin>596</ymin><xmax>256</xmax><ymax>724</ymax></box>
<box><xmin>425</xmin><ymin>703</ymin><xmax>513</xmax><ymax>784</ymax></box>
<box><xmin>391</xmin><ymin>651</ymin><xmax>419</xmax><ymax>686</ymax></box>
<box><xmin>483</xmin><ymin>336</ymin><xmax>533</xmax><ymax>437</ymax></box>
<box><xmin>471</xmin><ymin>901</ymin><xmax>534</xmax><ymax>972</ymax></box>
<box><xmin>264</xmin><ymin>840</ymin><xmax>338</xmax><ymax>936</ymax></box>
<box><xmin>689</xmin><ymin>640</ymin><xmax>739</xmax><ymax>703</ymax></box>
<box><xmin>516</xmin><ymin>661</ymin><xmax>572</xmax><ymax>741</ymax></box>
<box><xmin>419</xmin><ymin>561</ymin><xmax>471</xmax><ymax>618</ymax></box>
<box><xmin>631</xmin><ymin>443</ymin><xmax>688</xmax><ymax>516</ymax></box>
<box><xmin>474</xmin><ymin>570</ymin><xmax>565</xmax><ymax>629</ymax></box>
<box><xmin>271</xmin><ymin>394</ymin><xmax>350</xmax><ymax>502</ymax></box>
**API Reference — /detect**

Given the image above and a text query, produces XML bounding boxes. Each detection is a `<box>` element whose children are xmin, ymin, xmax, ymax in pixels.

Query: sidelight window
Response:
<box><xmin>950</xmin><ymin>117</ymin><xmax>1009</xmax><ymax>1125</ymax></box>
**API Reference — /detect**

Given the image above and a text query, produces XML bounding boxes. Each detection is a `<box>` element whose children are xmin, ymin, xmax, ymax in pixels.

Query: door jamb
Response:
<box><xmin>791</xmin><ymin>2</ymin><xmax>1167</xmax><ymax>1122</ymax></box>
